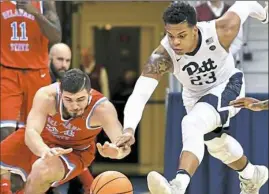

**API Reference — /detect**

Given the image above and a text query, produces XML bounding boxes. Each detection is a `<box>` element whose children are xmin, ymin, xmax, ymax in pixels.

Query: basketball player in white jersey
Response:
<box><xmin>115</xmin><ymin>1</ymin><xmax>268</xmax><ymax>194</ymax></box>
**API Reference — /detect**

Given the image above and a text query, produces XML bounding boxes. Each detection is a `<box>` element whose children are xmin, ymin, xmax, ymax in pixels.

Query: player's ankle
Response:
<box><xmin>237</xmin><ymin>161</ymin><xmax>255</xmax><ymax>180</ymax></box>
<box><xmin>175</xmin><ymin>169</ymin><xmax>191</xmax><ymax>189</ymax></box>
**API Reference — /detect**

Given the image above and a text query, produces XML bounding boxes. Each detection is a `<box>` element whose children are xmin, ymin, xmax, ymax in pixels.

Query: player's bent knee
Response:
<box><xmin>31</xmin><ymin>158</ymin><xmax>65</xmax><ymax>183</ymax></box>
<box><xmin>205</xmin><ymin>133</ymin><xmax>243</xmax><ymax>164</ymax></box>
<box><xmin>181</xmin><ymin>115</ymin><xmax>205</xmax><ymax>164</ymax></box>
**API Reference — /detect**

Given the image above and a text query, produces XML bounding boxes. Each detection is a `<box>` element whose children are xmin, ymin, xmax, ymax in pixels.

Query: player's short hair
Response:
<box><xmin>163</xmin><ymin>1</ymin><xmax>197</xmax><ymax>27</ymax></box>
<box><xmin>60</xmin><ymin>68</ymin><xmax>91</xmax><ymax>93</ymax></box>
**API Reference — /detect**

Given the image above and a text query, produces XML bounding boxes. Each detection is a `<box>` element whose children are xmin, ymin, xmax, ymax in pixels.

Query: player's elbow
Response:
<box><xmin>217</xmin><ymin>12</ymin><xmax>241</xmax><ymax>34</ymax></box>
<box><xmin>49</xmin><ymin>33</ymin><xmax>62</xmax><ymax>45</ymax></box>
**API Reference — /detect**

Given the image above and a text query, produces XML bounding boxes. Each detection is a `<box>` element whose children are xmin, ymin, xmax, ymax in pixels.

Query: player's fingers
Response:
<box><xmin>96</xmin><ymin>143</ymin><xmax>105</xmax><ymax>156</ymax></box>
<box><xmin>116</xmin><ymin>138</ymin><xmax>130</xmax><ymax>147</ymax></box>
<box><xmin>248</xmin><ymin>103</ymin><xmax>261</xmax><ymax>111</ymax></box>
<box><xmin>61</xmin><ymin>148</ymin><xmax>73</xmax><ymax>155</ymax></box>
<box><xmin>233</xmin><ymin>104</ymin><xmax>245</xmax><ymax>108</ymax></box>
<box><xmin>229</xmin><ymin>98</ymin><xmax>245</xmax><ymax>105</ymax></box>
<box><xmin>103</xmin><ymin>141</ymin><xmax>110</xmax><ymax>148</ymax></box>
<box><xmin>50</xmin><ymin>149</ymin><xmax>60</xmax><ymax>156</ymax></box>
<box><xmin>96</xmin><ymin>143</ymin><xmax>103</xmax><ymax>150</ymax></box>
<box><xmin>42</xmin><ymin>151</ymin><xmax>54</xmax><ymax>159</ymax></box>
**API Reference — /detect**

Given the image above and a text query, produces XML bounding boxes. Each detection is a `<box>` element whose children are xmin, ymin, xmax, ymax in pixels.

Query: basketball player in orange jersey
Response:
<box><xmin>0</xmin><ymin>69</ymin><xmax>131</xmax><ymax>194</ymax></box>
<box><xmin>0</xmin><ymin>0</ymin><xmax>61</xmax><ymax>140</ymax></box>
<box><xmin>48</xmin><ymin>43</ymin><xmax>96</xmax><ymax>194</ymax></box>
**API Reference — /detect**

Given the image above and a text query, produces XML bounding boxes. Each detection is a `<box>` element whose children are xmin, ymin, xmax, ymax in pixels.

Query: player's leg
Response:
<box><xmin>35</xmin><ymin>149</ymin><xmax>94</xmax><ymax>194</ymax></box>
<box><xmin>203</xmin><ymin>73</ymin><xmax>268</xmax><ymax>193</ymax></box>
<box><xmin>0</xmin><ymin>129</ymin><xmax>34</xmax><ymax>194</ymax></box>
<box><xmin>147</xmin><ymin>71</ymin><xmax>247</xmax><ymax>194</ymax></box>
<box><xmin>0</xmin><ymin>66</ymin><xmax>23</xmax><ymax>141</ymax></box>
<box><xmin>148</xmin><ymin>100</ymin><xmax>221</xmax><ymax>194</ymax></box>
<box><xmin>0</xmin><ymin>66</ymin><xmax>23</xmax><ymax>192</ymax></box>
<box><xmin>24</xmin><ymin>157</ymin><xmax>66</xmax><ymax>194</ymax></box>
<box><xmin>78</xmin><ymin>167</ymin><xmax>94</xmax><ymax>193</ymax></box>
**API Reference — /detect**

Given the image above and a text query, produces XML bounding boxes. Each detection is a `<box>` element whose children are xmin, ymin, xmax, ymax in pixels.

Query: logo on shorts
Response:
<box><xmin>41</xmin><ymin>73</ymin><xmax>46</xmax><ymax>78</ymax></box>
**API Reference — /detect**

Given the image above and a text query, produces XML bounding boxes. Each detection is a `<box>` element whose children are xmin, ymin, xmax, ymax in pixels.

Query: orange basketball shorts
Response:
<box><xmin>0</xmin><ymin>129</ymin><xmax>96</xmax><ymax>187</ymax></box>
<box><xmin>0</xmin><ymin>65</ymin><xmax>51</xmax><ymax>128</ymax></box>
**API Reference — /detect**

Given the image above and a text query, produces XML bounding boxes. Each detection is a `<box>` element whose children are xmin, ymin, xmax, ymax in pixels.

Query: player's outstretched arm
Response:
<box><xmin>230</xmin><ymin>97</ymin><xmax>269</xmax><ymax>111</ymax></box>
<box><xmin>216</xmin><ymin>1</ymin><xmax>268</xmax><ymax>51</ymax></box>
<box><xmin>94</xmin><ymin>101</ymin><xmax>131</xmax><ymax>159</ymax></box>
<box><xmin>25</xmin><ymin>87</ymin><xmax>54</xmax><ymax>157</ymax></box>
<box><xmin>115</xmin><ymin>45</ymin><xmax>173</xmax><ymax>147</ymax></box>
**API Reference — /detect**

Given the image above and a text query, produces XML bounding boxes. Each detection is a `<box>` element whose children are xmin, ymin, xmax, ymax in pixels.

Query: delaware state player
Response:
<box><xmin>0</xmin><ymin>0</ymin><xmax>61</xmax><ymax>140</ymax></box>
<box><xmin>0</xmin><ymin>69</ymin><xmax>131</xmax><ymax>194</ymax></box>
<box><xmin>116</xmin><ymin>1</ymin><xmax>268</xmax><ymax>194</ymax></box>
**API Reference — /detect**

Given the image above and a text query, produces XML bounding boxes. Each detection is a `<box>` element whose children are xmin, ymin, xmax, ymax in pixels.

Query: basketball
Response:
<box><xmin>90</xmin><ymin>171</ymin><xmax>133</xmax><ymax>194</ymax></box>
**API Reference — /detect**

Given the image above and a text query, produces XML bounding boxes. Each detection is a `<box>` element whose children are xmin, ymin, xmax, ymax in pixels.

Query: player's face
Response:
<box><xmin>62</xmin><ymin>89</ymin><xmax>89</xmax><ymax>118</ymax></box>
<box><xmin>51</xmin><ymin>52</ymin><xmax>71</xmax><ymax>77</ymax></box>
<box><xmin>165</xmin><ymin>22</ymin><xmax>198</xmax><ymax>55</ymax></box>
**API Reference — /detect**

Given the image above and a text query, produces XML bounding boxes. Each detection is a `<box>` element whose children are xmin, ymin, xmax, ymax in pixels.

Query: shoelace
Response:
<box><xmin>240</xmin><ymin>180</ymin><xmax>258</xmax><ymax>193</ymax></box>
<box><xmin>169</xmin><ymin>179</ymin><xmax>184</xmax><ymax>194</ymax></box>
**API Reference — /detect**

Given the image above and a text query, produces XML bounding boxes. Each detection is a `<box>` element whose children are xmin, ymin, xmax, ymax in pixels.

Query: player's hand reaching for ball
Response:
<box><xmin>97</xmin><ymin>141</ymin><xmax>131</xmax><ymax>159</ymax></box>
<box><xmin>41</xmin><ymin>147</ymin><xmax>73</xmax><ymax>160</ymax></box>
<box><xmin>115</xmin><ymin>128</ymin><xmax>135</xmax><ymax>148</ymax></box>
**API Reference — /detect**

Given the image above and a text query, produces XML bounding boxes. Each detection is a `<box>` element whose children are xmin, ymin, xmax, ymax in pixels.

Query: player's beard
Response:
<box><xmin>50</xmin><ymin>62</ymin><xmax>67</xmax><ymax>80</ymax></box>
<box><xmin>62</xmin><ymin>105</ymin><xmax>79</xmax><ymax>119</ymax></box>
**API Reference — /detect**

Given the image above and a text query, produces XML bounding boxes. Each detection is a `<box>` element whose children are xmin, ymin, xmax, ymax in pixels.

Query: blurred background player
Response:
<box><xmin>49</xmin><ymin>43</ymin><xmax>71</xmax><ymax>83</ymax></box>
<box><xmin>80</xmin><ymin>48</ymin><xmax>110</xmax><ymax>99</ymax></box>
<box><xmin>0</xmin><ymin>0</ymin><xmax>61</xmax><ymax>193</ymax></box>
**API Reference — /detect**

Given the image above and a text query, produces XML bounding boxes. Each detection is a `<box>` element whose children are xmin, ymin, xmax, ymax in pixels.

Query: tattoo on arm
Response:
<box><xmin>142</xmin><ymin>46</ymin><xmax>173</xmax><ymax>80</ymax></box>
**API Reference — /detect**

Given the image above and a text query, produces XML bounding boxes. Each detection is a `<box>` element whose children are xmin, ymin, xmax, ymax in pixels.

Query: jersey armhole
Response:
<box><xmin>86</xmin><ymin>97</ymin><xmax>108</xmax><ymax>129</ymax></box>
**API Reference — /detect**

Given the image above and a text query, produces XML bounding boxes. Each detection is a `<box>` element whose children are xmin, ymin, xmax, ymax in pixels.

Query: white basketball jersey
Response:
<box><xmin>161</xmin><ymin>20</ymin><xmax>240</xmax><ymax>99</ymax></box>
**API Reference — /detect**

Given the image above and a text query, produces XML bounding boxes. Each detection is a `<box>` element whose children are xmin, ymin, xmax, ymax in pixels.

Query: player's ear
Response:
<box><xmin>192</xmin><ymin>26</ymin><xmax>198</xmax><ymax>33</ymax></box>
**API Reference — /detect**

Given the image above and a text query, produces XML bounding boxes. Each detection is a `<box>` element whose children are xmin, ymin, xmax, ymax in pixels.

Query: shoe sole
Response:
<box><xmin>147</xmin><ymin>171</ymin><xmax>171</xmax><ymax>194</ymax></box>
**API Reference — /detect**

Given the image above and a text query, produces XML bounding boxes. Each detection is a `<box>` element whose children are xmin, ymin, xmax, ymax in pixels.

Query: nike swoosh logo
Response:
<box><xmin>41</xmin><ymin>74</ymin><xmax>46</xmax><ymax>78</ymax></box>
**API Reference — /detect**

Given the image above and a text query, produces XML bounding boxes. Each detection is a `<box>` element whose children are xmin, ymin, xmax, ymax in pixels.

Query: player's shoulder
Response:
<box><xmin>35</xmin><ymin>83</ymin><xmax>57</xmax><ymax>104</ymax></box>
<box><xmin>91</xmin><ymin>99</ymin><xmax>113</xmax><ymax>118</ymax></box>
<box><xmin>151</xmin><ymin>45</ymin><xmax>172</xmax><ymax>62</ymax></box>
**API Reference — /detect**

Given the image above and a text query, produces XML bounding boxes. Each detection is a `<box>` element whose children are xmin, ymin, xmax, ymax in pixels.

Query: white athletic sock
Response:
<box><xmin>238</xmin><ymin>162</ymin><xmax>255</xmax><ymax>180</ymax></box>
<box><xmin>175</xmin><ymin>173</ymin><xmax>190</xmax><ymax>190</ymax></box>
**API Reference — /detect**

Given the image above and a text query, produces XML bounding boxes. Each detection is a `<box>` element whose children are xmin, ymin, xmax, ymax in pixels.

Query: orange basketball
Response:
<box><xmin>90</xmin><ymin>171</ymin><xmax>133</xmax><ymax>194</ymax></box>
